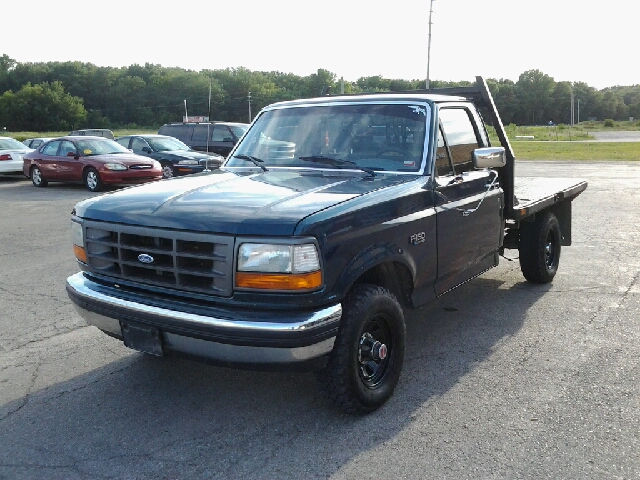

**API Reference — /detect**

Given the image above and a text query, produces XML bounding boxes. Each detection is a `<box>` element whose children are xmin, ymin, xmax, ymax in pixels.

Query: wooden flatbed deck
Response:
<box><xmin>510</xmin><ymin>177</ymin><xmax>588</xmax><ymax>220</ymax></box>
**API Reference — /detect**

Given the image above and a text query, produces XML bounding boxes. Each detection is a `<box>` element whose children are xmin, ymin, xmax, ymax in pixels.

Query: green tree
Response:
<box><xmin>0</xmin><ymin>81</ymin><xmax>87</xmax><ymax>131</ymax></box>
<box><xmin>515</xmin><ymin>69</ymin><xmax>556</xmax><ymax>124</ymax></box>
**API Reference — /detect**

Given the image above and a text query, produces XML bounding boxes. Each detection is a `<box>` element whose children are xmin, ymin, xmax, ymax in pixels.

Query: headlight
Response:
<box><xmin>71</xmin><ymin>221</ymin><xmax>87</xmax><ymax>263</ymax></box>
<box><xmin>178</xmin><ymin>159</ymin><xmax>198</xmax><ymax>165</ymax></box>
<box><xmin>236</xmin><ymin>243</ymin><xmax>322</xmax><ymax>291</ymax></box>
<box><xmin>104</xmin><ymin>163</ymin><xmax>127</xmax><ymax>171</ymax></box>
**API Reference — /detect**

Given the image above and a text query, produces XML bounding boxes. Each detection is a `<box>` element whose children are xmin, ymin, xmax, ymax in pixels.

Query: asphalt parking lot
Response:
<box><xmin>1</xmin><ymin>162</ymin><xmax>639</xmax><ymax>479</ymax></box>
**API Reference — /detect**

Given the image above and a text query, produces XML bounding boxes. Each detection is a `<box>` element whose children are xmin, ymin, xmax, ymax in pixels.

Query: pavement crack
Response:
<box><xmin>0</xmin><ymin>356</ymin><xmax>42</xmax><ymax>421</ymax></box>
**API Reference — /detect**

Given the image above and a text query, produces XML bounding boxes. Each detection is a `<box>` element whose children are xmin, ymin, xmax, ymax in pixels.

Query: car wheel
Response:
<box><xmin>31</xmin><ymin>166</ymin><xmax>48</xmax><ymax>187</ymax></box>
<box><xmin>315</xmin><ymin>284</ymin><xmax>406</xmax><ymax>414</ymax></box>
<box><xmin>161</xmin><ymin>162</ymin><xmax>174</xmax><ymax>179</ymax></box>
<box><xmin>84</xmin><ymin>167</ymin><xmax>103</xmax><ymax>192</ymax></box>
<box><xmin>519</xmin><ymin>211</ymin><xmax>561</xmax><ymax>284</ymax></box>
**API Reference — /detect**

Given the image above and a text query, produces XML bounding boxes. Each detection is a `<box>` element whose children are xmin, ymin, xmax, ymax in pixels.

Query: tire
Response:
<box><xmin>315</xmin><ymin>284</ymin><xmax>406</xmax><ymax>414</ymax></box>
<box><xmin>519</xmin><ymin>211</ymin><xmax>561</xmax><ymax>284</ymax></box>
<box><xmin>30</xmin><ymin>166</ymin><xmax>48</xmax><ymax>187</ymax></box>
<box><xmin>84</xmin><ymin>167</ymin><xmax>103</xmax><ymax>192</ymax></box>
<box><xmin>161</xmin><ymin>162</ymin><xmax>174</xmax><ymax>179</ymax></box>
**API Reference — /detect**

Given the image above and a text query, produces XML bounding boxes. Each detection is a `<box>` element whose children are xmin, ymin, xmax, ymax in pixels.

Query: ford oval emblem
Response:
<box><xmin>138</xmin><ymin>253</ymin><xmax>154</xmax><ymax>264</ymax></box>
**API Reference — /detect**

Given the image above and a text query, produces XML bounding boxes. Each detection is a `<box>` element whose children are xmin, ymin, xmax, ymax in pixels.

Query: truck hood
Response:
<box><xmin>74</xmin><ymin>168</ymin><xmax>415</xmax><ymax>235</ymax></box>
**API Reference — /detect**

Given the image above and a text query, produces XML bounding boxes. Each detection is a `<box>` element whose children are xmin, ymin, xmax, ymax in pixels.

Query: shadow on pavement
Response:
<box><xmin>0</xmin><ymin>276</ymin><xmax>546</xmax><ymax>479</ymax></box>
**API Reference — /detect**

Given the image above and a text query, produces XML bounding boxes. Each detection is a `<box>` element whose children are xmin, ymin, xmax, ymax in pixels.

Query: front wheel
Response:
<box><xmin>161</xmin><ymin>162</ymin><xmax>174</xmax><ymax>179</ymax></box>
<box><xmin>84</xmin><ymin>167</ymin><xmax>103</xmax><ymax>192</ymax></box>
<box><xmin>519</xmin><ymin>211</ymin><xmax>561</xmax><ymax>284</ymax></box>
<box><xmin>315</xmin><ymin>284</ymin><xmax>406</xmax><ymax>414</ymax></box>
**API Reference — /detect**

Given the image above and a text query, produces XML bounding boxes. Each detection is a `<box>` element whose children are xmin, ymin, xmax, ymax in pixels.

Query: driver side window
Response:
<box><xmin>439</xmin><ymin>107</ymin><xmax>481</xmax><ymax>174</ymax></box>
<box><xmin>435</xmin><ymin>126</ymin><xmax>454</xmax><ymax>177</ymax></box>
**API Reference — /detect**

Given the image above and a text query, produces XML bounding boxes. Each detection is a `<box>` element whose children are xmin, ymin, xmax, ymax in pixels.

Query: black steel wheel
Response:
<box><xmin>84</xmin><ymin>167</ymin><xmax>103</xmax><ymax>192</ymax></box>
<box><xmin>315</xmin><ymin>284</ymin><xmax>406</xmax><ymax>414</ymax></box>
<box><xmin>30</xmin><ymin>166</ymin><xmax>48</xmax><ymax>187</ymax></box>
<box><xmin>519</xmin><ymin>211</ymin><xmax>561</xmax><ymax>284</ymax></box>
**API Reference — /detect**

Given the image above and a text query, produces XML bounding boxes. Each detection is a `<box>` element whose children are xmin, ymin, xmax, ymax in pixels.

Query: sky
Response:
<box><xmin>4</xmin><ymin>0</ymin><xmax>638</xmax><ymax>90</ymax></box>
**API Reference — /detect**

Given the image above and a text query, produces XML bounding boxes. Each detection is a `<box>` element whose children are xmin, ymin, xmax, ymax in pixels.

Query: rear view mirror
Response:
<box><xmin>473</xmin><ymin>147</ymin><xmax>506</xmax><ymax>169</ymax></box>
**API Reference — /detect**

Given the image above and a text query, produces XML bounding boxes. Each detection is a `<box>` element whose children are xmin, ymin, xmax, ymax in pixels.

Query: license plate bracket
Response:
<box><xmin>121</xmin><ymin>322</ymin><xmax>163</xmax><ymax>356</ymax></box>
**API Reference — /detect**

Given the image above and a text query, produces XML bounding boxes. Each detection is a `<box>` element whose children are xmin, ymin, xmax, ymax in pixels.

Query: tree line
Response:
<box><xmin>0</xmin><ymin>53</ymin><xmax>638</xmax><ymax>132</ymax></box>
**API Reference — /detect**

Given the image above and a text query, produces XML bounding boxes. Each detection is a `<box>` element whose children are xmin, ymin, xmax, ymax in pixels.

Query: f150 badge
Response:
<box><xmin>138</xmin><ymin>253</ymin><xmax>154</xmax><ymax>264</ymax></box>
<box><xmin>410</xmin><ymin>232</ymin><xmax>426</xmax><ymax>245</ymax></box>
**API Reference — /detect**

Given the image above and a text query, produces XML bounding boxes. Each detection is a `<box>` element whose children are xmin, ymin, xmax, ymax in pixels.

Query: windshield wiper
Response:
<box><xmin>233</xmin><ymin>154</ymin><xmax>268</xmax><ymax>172</ymax></box>
<box><xmin>298</xmin><ymin>155</ymin><xmax>375</xmax><ymax>177</ymax></box>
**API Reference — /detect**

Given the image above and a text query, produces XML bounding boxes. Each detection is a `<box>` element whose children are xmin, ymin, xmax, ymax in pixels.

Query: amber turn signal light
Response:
<box><xmin>235</xmin><ymin>271</ymin><xmax>322</xmax><ymax>290</ymax></box>
<box><xmin>73</xmin><ymin>245</ymin><xmax>87</xmax><ymax>263</ymax></box>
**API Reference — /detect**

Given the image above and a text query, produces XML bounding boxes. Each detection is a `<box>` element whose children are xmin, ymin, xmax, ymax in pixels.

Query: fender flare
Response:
<box><xmin>331</xmin><ymin>242</ymin><xmax>417</xmax><ymax>302</ymax></box>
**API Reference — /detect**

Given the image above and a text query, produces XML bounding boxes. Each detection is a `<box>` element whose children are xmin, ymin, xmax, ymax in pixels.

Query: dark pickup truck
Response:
<box><xmin>66</xmin><ymin>77</ymin><xmax>587</xmax><ymax>414</ymax></box>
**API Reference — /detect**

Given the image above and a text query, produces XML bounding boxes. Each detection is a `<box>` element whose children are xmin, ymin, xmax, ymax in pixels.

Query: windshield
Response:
<box><xmin>148</xmin><ymin>137</ymin><xmax>190</xmax><ymax>152</ymax></box>
<box><xmin>0</xmin><ymin>138</ymin><xmax>28</xmax><ymax>150</ymax></box>
<box><xmin>227</xmin><ymin>103</ymin><xmax>428</xmax><ymax>173</ymax></box>
<box><xmin>76</xmin><ymin>138</ymin><xmax>130</xmax><ymax>156</ymax></box>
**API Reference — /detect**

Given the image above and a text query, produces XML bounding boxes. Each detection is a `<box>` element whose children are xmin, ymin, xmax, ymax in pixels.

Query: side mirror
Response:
<box><xmin>142</xmin><ymin>146</ymin><xmax>152</xmax><ymax>153</ymax></box>
<box><xmin>473</xmin><ymin>147</ymin><xmax>506</xmax><ymax>169</ymax></box>
<box><xmin>66</xmin><ymin>151</ymin><xmax>77</xmax><ymax>157</ymax></box>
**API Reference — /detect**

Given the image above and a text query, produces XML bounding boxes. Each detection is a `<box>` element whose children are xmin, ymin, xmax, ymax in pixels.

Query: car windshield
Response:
<box><xmin>76</xmin><ymin>139</ymin><xmax>130</xmax><ymax>156</ymax></box>
<box><xmin>147</xmin><ymin>137</ymin><xmax>190</xmax><ymax>152</ymax></box>
<box><xmin>0</xmin><ymin>138</ymin><xmax>28</xmax><ymax>150</ymax></box>
<box><xmin>226</xmin><ymin>103</ymin><xmax>428</xmax><ymax>173</ymax></box>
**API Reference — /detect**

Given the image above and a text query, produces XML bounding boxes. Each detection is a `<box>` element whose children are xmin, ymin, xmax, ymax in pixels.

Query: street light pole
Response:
<box><xmin>426</xmin><ymin>0</ymin><xmax>434</xmax><ymax>89</ymax></box>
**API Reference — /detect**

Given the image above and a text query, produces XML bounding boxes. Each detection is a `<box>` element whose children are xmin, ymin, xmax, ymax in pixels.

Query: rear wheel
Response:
<box><xmin>315</xmin><ymin>284</ymin><xmax>406</xmax><ymax>414</ymax></box>
<box><xmin>84</xmin><ymin>167</ymin><xmax>103</xmax><ymax>192</ymax></box>
<box><xmin>31</xmin><ymin>166</ymin><xmax>48</xmax><ymax>187</ymax></box>
<box><xmin>519</xmin><ymin>211</ymin><xmax>561</xmax><ymax>283</ymax></box>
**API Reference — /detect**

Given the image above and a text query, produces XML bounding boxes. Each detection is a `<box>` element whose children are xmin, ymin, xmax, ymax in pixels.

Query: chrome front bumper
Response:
<box><xmin>66</xmin><ymin>272</ymin><xmax>341</xmax><ymax>367</ymax></box>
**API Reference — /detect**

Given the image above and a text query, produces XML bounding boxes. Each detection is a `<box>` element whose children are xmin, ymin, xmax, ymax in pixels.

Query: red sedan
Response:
<box><xmin>23</xmin><ymin>136</ymin><xmax>163</xmax><ymax>192</ymax></box>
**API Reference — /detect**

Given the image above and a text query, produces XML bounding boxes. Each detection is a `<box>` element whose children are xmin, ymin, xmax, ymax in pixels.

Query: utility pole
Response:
<box><xmin>577</xmin><ymin>99</ymin><xmax>580</xmax><ymax>124</ymax></box>
<box><xmin>184</xmin><ymin>99</ymin><xmax>188</xmax><ymax>122</ymax></box>
<box><xmin>426</xmin><ymin>0</ymin><xmax>435</xmax><ymax>89</ymax></box>
<box><xmin>570</xmin><ymin>87</ymin><xmax>575</xmax><ymax>126</ymax></box>
<box><xmin>248</xmin><ymin>91</ymin><xmax>252</xmax><ymax>123</ymax></box>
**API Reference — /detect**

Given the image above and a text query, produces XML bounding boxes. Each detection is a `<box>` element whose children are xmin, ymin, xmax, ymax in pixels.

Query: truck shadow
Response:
<box><xmin>0</xmin><ymin>274</ymin><xmax>546</xmax><ymax>479</ymax></box>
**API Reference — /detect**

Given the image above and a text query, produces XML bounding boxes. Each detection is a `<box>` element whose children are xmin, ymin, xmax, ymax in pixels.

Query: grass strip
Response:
<box><xmin>512</xmin><ymin>142</ymin><xmax>640</xmax><ymax>161</ymax></box>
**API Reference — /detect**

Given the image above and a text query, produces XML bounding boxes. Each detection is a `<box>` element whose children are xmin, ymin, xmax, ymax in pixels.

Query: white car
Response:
<box><xmin>0</xmin><ymin>137</ymin><xmax>33</xmax><ymax>174</ymax></box>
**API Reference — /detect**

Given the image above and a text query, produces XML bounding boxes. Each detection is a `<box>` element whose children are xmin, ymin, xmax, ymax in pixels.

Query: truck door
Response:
<box><xmin>434</xmin><ymin>106</ymin><xmax>503</xmax><ymax>296</ymax></box>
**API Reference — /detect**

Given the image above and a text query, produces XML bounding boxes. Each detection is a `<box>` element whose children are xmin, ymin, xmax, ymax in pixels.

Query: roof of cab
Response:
<box><xmin>265</xmin><ymin>92</ymin><xmax>468</xmax><ymax>110</ymax></box>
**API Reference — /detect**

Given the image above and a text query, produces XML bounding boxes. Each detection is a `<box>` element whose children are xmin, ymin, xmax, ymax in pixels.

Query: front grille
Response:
<box><xmin>129</xmin><ymin>164</ymin><xmax>153</xmax><ymax>169</ymax></box>
<box><xmin>83</xmin><ymin>220</ymin><xmax>234</xmax><ymax>296</ymax></box>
